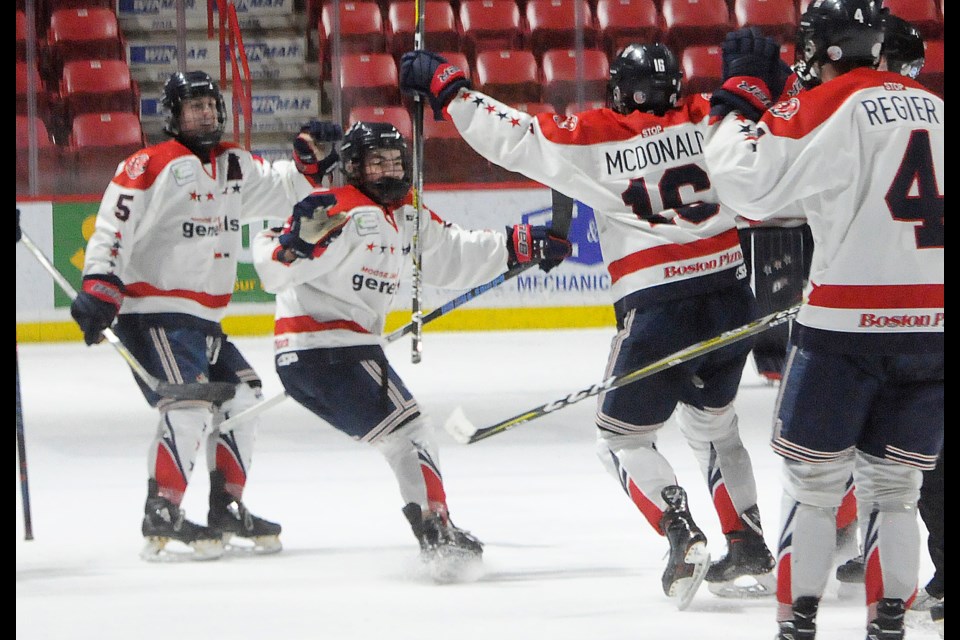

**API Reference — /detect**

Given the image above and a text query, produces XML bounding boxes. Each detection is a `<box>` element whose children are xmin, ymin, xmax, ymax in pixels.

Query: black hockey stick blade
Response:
<box><xmin>446</xmin><ymin>304</ymin><xmax>801</xmax><ymax>444</ymax></box>
<box><xmin>17</xmin><ymin>228</ymin><xmax>236</xmax><ymax>404</ymax></box>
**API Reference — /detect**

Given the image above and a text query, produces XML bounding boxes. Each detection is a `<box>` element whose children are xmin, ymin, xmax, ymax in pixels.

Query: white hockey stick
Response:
<box><xmin>444</xmin><ymin>303</ymin><xmax>801</xmax><ymax>444</ymax></box>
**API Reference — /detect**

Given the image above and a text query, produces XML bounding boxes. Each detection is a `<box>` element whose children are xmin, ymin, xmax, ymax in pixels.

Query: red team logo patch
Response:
<box><xmin>553</xmin><ymin>114</ymin><xmax>579</xmax><ymax>131</ymax></box>
<box><xmin>125</xmin><ymin>153</ymin><xmax>149</xmax><ymax>179</ymax></box>
<box><xmin>769</xmin><ymin>98</ymin><xmax>800</xmax><ymax>120</ymax></box>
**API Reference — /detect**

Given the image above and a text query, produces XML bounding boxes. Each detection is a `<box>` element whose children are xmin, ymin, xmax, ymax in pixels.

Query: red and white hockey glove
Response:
<box><xmin>507</xmin><ymin>224</ymin><xmax>572</xmax><ymax>273</ymax></box>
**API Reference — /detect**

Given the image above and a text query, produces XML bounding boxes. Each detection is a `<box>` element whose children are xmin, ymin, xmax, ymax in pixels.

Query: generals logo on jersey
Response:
<box><xmin>125</xmin><ymin>153</ymin><xmax>149</xmax><ymax>180</ymax></box>
<box><xmin>770</xmin><ymin>98</ymin><xmax>800</xmax><ymax>121</ymax></box>
<box><xmin>553</xmin><ymin>114</ymin><xmax>579</xmax><ymax>131</ymax></box>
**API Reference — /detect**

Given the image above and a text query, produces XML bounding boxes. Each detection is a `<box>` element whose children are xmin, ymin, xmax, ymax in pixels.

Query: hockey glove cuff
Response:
<box><xmin>70</xmin><ymin>274</ymin><xmax>124</xmax><ymax>346</ymax></box>
<box><xmin>709</xmin><ymin>77</ymin><xmax>773</xmax><ymax>122</ymax></box>
<box><xmin>399</xmin><ymin>50</ymin><xmax>472</xmax><ymax>120</ymax></box>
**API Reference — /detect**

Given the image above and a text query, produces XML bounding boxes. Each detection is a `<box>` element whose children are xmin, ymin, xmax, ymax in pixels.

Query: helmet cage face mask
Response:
<box><xmin>796</xmin><ymin>0</ymin><xmax>884</xmax><ymax>82</ymax></box>
<box><xmin>161</xmin><ymin>71</ymin><xmax>227</xmax><ymax>153</ymax></box>
<box><xmin>607</xmin><ymin>44</ymin><xmax>682</xmax><ymax>116</ymax></box>
<box><xmin>339</xmin><ymin>122</ymin><xmax>412</xmax><ymax>205</ymax></box>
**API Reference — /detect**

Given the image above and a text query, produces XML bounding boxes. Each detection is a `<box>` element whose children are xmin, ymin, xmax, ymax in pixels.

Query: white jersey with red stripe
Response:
<box><xmin>445</xmin><ymin>89</ymin><xmax>749</xmax><ymax>307</ymax></box>
<box><xmin>82</xmin><ymin>139</ymin><xmax>315</xmax><ymax>322</ymax></box>
<box><xmin>705</xmin><ymin>67</ymin><xmax>944</xmax><ymax>353</ymax></box>
<box><xmin>252</xmin><ymin>185</ymin><xmax>510</xmax><ymax>353</ymax></box>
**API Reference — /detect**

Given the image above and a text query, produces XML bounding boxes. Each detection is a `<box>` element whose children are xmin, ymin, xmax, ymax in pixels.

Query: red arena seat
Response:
<box><xmin>385</xmin><ymin>1</ymin><xmax>460</xmax><ymax>63</ymax></box>
<box><xmin>339</xmin><ymin>53</ymin><xmax>401</xmax><ymax>109</ymax></box>
<box><xmin>69</xmin><ymin>112</ymin><xmax>147</xmax><ymax>193</ymax></box>
<box><xmin>46</xmin><ymin>8</ymin><xmax>124</xmax><ymax>79</ymax></box>
<box><xmin>595</xmin><ymin>0</ymin><xmax>661</xmax><ymax>60</ymax></box>
<box><xmin>661</xmin><ymin>0</ymin><xmax>732</xmax><ymax>51</ymax></box>
<box><xmin>474</xmin><ymin>49</ymin><xmax>542</xmax><ymax>104</ymax></box>
<box><xmin>60</xmin><ymin>59</ymin><xmax>139</xmax><ymax>126</ymax></box>
<box><xmin>319</xmin><ymin>1</ymin><xmax>386</xmax><ymax>79</ymax></box>
<box><xmin>882</xmin><ymin>0</ymin><xmax>942</xmax><ymax>40</ymax></box>
<box><xmin>733</xmin><ymin>0</ymin><xmax>797</xmax><ymax>45</ymax></box>
<box><xmin>524</xmin><ymin>0</ymin><xmax>600</xmax><ymax>64</ymax></box>
<box><xmin>458</xmin><ymin>0</ymin><xmax>525</xmax><ymax>66</ymax></box>
<box><xmin>681</xmin><ymin>44</ymin><xmax>723</xmax><ymax>96</ymax></box>
<box><xmin>540</xmin><ymin>48</ymin><xmax>610</xmax><ymax>114</ymax></box>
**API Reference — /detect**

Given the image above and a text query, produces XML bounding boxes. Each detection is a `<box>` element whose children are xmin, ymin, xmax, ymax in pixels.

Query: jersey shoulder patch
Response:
<box><xmin>112</xmin><ymin>140</ymin><xmax>189</xmax><ymax>190</ymax></box>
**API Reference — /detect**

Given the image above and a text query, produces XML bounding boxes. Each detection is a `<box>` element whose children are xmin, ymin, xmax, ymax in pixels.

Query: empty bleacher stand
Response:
<box><xmin>524</xmin><ymin>0</ymin><xmax>599</xmax><ymax>64</ymax></box>
<box><xmin>540</xmin><ymin>48</ymin><xmax>610</xmax><ymax>114</ymax></box>
<box><xmin>45</xmin><ymin>7</ymin><xmax>124</xmax><ymax>82</ymax></box>
<box><xmin>16</xmin><ymin>60</ymin><xmax>54</xmax><ymax>131</ymax></box>
<box><xmin>681</xmin><ymin>44</ymin><xmax>723</xmax><ymax>95</ymax></box>
<box><xmin>595</xmin><ymin>0</ymin><xmax>661</xmax><ymax>60</ymax></box>
<box><xmin>732</xmin><ymin>0</ymin><xmax>797</xmax><ymax>44</ymax></box>
<box><xmin>59</xmin><ymin>59</ymin><xmax>139</xmax><ymax>132</ymax></box>
<box><xmin>385</xmin><ymin>1</ymin><xmax>461</xmax><ymax>64</ymax></box>
<box><xmin>661</xmin><ymin>0</ymin><xmax>732</xmax><ymax>51</ymax></box>
<box><xmin>458</xmin><ymin>0</ymin><xmax>525</xmax><ymax>66</ymax></box>
<box><xmin>882</xmin><ymin>0</ymin><xmax>942</xmax><ymax>40</ymax></box>
<box><xmin>16</xmin><ymin>115</ymin><xmax>63</xmax><ymax>196</ymax></box>
<box><xmin>340</xmin><ymin>53</ymin><xmax>402</xmax><ymax>109</ymax></box>
<box><xmin>474</xmin><ymin>49</ymin><xmax>541</xmax><ymax>104</ymax></box>
<box><xmin>68</xmin><ymin>112</ymin><xmax>147</xmax><ymax>193</ymax></box>
<box><xmin>319</xmin><ymin>1</ymin><xmax>386</xmax><ymax>79</ymax></box>
<box><xmin>423</xmin><ymin>117</ymin><xmax>491</xmax><ymax>183</ymax></box>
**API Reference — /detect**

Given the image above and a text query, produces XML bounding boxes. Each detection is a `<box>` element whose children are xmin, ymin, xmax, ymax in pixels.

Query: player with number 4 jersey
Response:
<box><xmin>704</xmin><ymin>2</ymin><xmax>943</xmax><ymax>637</ymax></box>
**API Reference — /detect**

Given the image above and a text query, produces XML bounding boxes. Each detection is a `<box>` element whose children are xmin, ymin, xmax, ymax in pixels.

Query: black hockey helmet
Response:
<box><xmin>607</xmin><ymin>43</ymin><xmax>683</xmax><ymax>116</ymax></box>
<box><xmin>881</xmin><ymin>13</ymin><xmax>925</xmax><ymax>79</ymax></box>
<box><xmin>795</xmin><ymin>0</ymin><xmax>884</xmax><ymax>83</ymax></box>
<box><xmin>339</xmin><ymin>121</ymin><xmax>412</xmax><ymax>205</ymax></box>
<box><xmin>161</xmin><ymin>70</ymin><xmax>227</xmax><ymax>153</ymax></box>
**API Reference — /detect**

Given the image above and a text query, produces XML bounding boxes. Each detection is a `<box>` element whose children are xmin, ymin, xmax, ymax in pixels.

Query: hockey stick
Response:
<box><xmin>445</xmin><ymin>303</ymin><xmax>802</xmax><ymax>444</ymax></box>
<box><xmin>409</xmin><ymin>0</ymin><xmax>427</xmax><ymax>364</ymax></box>
<box><xmin>17</xmin><ymin>230</ymin><xmax>236</xmax><ymax>403</ymax></box>
<box><xmin>217</xmin><ymin>262</ymin><xmax>537</xmax><ymax>430</ymax></box>
<box><xmin>219</xmin><ymin>191</ymin><xmax>577</xmax><ymax>431</ymax></box>
<box><xmin>16</xmin><ymin>340</ymin><xmax>34</xmax><ymax>541</ymax></box>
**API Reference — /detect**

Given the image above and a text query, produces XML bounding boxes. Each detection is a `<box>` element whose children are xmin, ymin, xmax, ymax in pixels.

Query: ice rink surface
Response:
<box><xmin>16</xmin><ymin>329</ymin><xmax>940</xmax><ymax>640</ymax></box>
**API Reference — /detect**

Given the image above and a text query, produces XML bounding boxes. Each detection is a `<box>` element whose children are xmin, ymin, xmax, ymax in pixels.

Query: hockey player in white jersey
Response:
<box><xmin>704</xmin><ymin>2</ymin><xmax>944</xmax><ymax>638</ymax></box>
<box><xmin>399</xmin><ymin>44</ymin><xmax>778</xmax><ymax>606</ymax></box>
<box><xmin>251</xmin><ymin>121</ymin><xmax>570</xmax><ymax>581</ymax></box>
<box><xmin>69</xmin><ymin>70</ymin><xmax>340</xmax><ymax>560</ymax></box>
